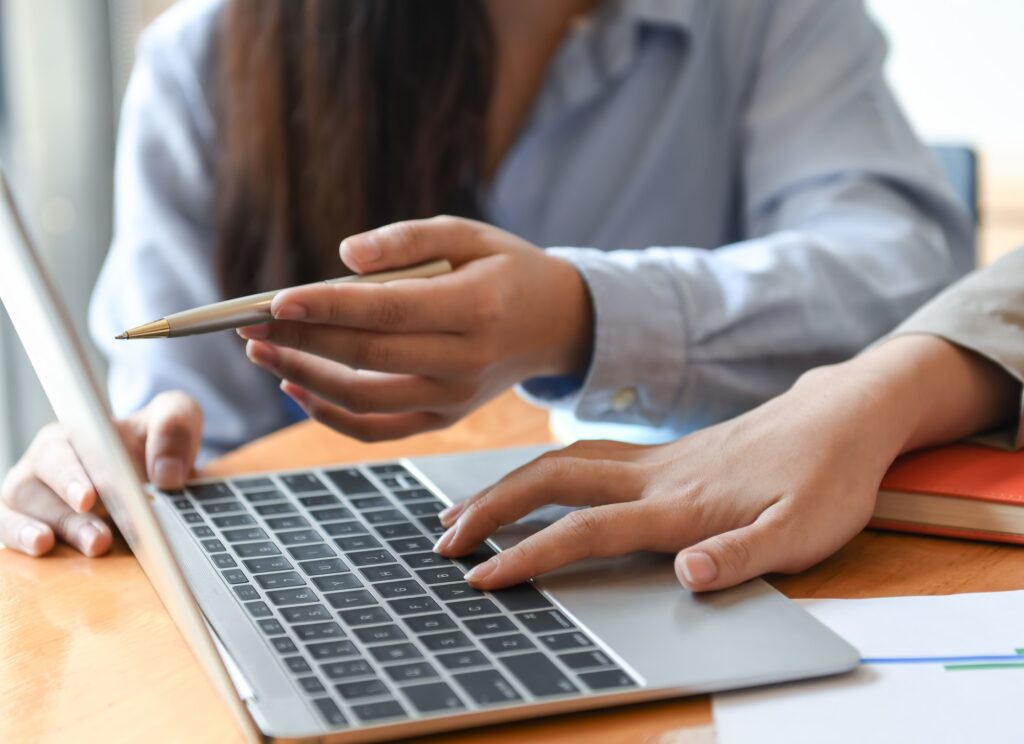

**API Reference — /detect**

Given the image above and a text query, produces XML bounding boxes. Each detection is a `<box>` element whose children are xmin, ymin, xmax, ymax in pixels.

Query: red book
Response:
<box><xmin>871</xmin><ymin>443</ymin><xmax>1024</xmax><ymax>544</ymax></box>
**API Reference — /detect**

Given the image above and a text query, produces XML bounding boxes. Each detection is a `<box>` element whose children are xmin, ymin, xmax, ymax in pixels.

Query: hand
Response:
<box><xmin>0</xmin><ymin>391</ymin><xmax>203</xmax><ymax>557</ymax></box>
<box><xmin>238</xmin><ymin>216</ymin><xmax>592</xmax><ymax>441</ymax></box>
<box><xmin>434</xmin><ymin>363</ymin><xmax>922</xmax><ymax>592</ymax></box>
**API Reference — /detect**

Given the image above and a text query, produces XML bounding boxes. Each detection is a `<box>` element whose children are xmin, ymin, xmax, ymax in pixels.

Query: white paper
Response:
<box><xmin>713</xmin><ymin>591</ymin><xmax>1024</xmax><ymax>744</ymax></box>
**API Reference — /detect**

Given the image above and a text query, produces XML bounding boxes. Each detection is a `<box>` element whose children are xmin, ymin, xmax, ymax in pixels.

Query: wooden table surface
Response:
<box><xmin>2</xmin><ymin>391</ymin><xmax>1023</xmax><ymax>744</ymax></box>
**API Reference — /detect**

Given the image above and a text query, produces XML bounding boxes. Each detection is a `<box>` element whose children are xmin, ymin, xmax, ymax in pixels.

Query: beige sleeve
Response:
<box><xmin>883</xmin><ymin>245</ymin><xmax>1024</xmax><ymax>449</ymax></box>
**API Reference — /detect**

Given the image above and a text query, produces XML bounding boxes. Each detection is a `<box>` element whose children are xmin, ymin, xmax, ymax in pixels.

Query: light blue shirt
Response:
<box><xmin>89</xmin><ymin>0</ymin><xmax>972</xmax><ymax>459</ymax></box>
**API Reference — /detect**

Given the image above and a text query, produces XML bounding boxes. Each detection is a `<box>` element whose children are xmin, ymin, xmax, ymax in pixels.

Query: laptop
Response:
<box><xmin>0</xmin><ymin>172</ymin><xmax>859</xmax><ymax>742</ymax></box>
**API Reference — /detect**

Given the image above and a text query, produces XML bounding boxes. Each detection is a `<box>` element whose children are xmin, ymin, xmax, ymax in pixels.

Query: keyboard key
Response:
<box><xmin>334</xmin><ymin>535</ymin><xmax>382</xmax><ymax>553</ymax></box>
<box><xmin>312</xmin><ymin>697</ymin><xmax>348</xmax><ymax>727</ymax></box>
<box><xmin>350</xmin><ymin>700</ymin><xmax>406</xmax><ymax>722</ymax></box>
<box><xmin>212</xmin><ymin>553</ymin><xmax>237</xmax><ymax>569</ymax></box>
<box><xmin>172</xmin><ymin>498</ymin><xmax>192</xmax><ymax>510</ymax></box>
<box><xmin>500</xmin><ymin>653</ymin><xmax>577</xmax><ymax>697</ymax></box>
<box><xmin>322</xmin><ymin>521</ymin><xmax>366</xmax><ymax>537</ymax></box>
<box><xmin>432</xmin><ymin>583</ymin><xmax>482</xmax><ymax>602</ymax></box>
<box><xmin>350</xmin><ymin>495</ymin><xmax>390</xmax><ymax>511</ymax></box>
<box><xmin>307</xmin><ymin>640</ymin><xmax>359</xmax><ymax>660</ymax></box>
<box><xmin>282</xmin><ymin>605</ymin><xmax>332</xmax><ymax>624</ymax></box>
<box><xmin>279</xmin><ymin>530</ymin><xmax>323</xmax><ymax>546</ymax></box>
<box><xmin>369</xmin><ymin>464</ymin><xmax>408</xmax><ymax>476</ymax></box>
<box><xmin>257</xmin><ymin>619</ymin><xmax>286</xmax><ymax>635</ymax></box>
<box><xmin>211</xmin><ymin>514</ymin><xmax>256</xmax><ymax>528</ymax></box>
<box><xmin>221</xmin><ymin>569</ymin><xmax>247</xmax><ymax>585</ymax></box>
<box><xmin>182</xmin><ymin>512</ymin><xmax>204</xmax><ymax>524</ymax></box>
<box><xmin>374</xmin><ymin>522</ymin><xmax>421</xmax><ymax>539</ymax></box>
<box><xmin>281</xmin><ymin>473</ymin><xmax>328</xmax><ymax>493</ymax></box>
<box><xmin>336</xmin><ymin>678</ymin><xmax>389</xmax><ymax>700</ymax></box>
<box><xmin>293</xmin><ymin>622</ymin><xmax>346</xmax><ymax>642</ymax></box>
<box><xmin>353</xmin><ymin>624</ymin><xmax>407</xmax><ymax>645</ymax></box>
<box><xmin>299</xmin><ymin>558</ymin><xmax>349</xmax><ymax>577</ymax></box>
<box><xmin>325</xmin><ymin>590</ymin><xmax>378</xmax><ymax>610</ymax></box>
<box><xmin>188</xmin><ymin>482</ymin><xmax>233</xmax><ymax>500</ymax></box>
<box><xmin>359</xmin><ymin>564</ymin><xmax>411</xmax><ymax>583</ymax></box>
<box><xmin>349</xmin><ymin>549</ymin><xmax>396</xmax><ymax>567</ymax></box>
<box><xmin>200</xmin><ymin>501</ymin><xmax>243</xmax><ymax>515</ymax></box>
<box><xmin>482</xmin><ymin>634</ymin><xmax>535</xmax><ymax>655</ymax></box>
<box><xmin>579</xmin><ymin>669</ymin><xmax>636</xmax><ymax>690</ymax></box>
<box><xmin>388</xmin><ymin>596</ymin><xmax>442</xmax><ymax>616</ymax></box>
<box><xmin>447</xmin><ymin>599</ymin><xmax>500</xmax><ymax>618</ymax></box>
<box><xmin>402</xmin><ymin>681</ymin><xmax>464</xmax><ymax>713</ymax></box>
<box><xmin>300</xmin><ymin>494</ymin><xmax>341</xmax><ymax>508</ymax></box>
<box><xmin>403</xmin><ymin>614</ymin><xmax>457</xmax><ymax>634</ymax></box>
<box><xmin>339</xmin><ymin>607</ymin><xmax>392</xmax><ymax>627</ymax></box>
<box><xmin>453</xmin><ymin>669</ymin><xmax>521</xmax><ymax>705</ymax></box>
<box><xmin>288</xmin><ymin>543</ymin><xmax>335</xmax><ymax>561</ymax></box>
<box><xmin>364</xmin><ymin>509</ymin><xmax>408</xmax><ymax>525</ymax></box>
<box><xmin>402</xmin><ymin>552</ymin><xmax>450</xmax><ymax>569</ymax></box>
<box><xmin>416</xmin><ymin>566</ymin><xmax>464</xmax><ymax>584</ymax></box>
<box><xmin>491</xmin><ymin>584</ymin><xmax>552</xmax><ymax>612</ymax></box>
<box><xmin>378</xmin><ymin>476</ymin><xmax>403</xmax><ymax>490</ymax></box>
<box><xmin>538</xmin><ymin>632</ymin><xmax>593</xmax><ymax>651</ymax></box>
<box><xmin>559</xmin><ymin>650</ymin><xmax>614</xmax><ymax>670</ymax></box>
<box><xmin>192</xmin><ymin>526</ymin><xmax>214</xmax><ymax>538</ymax></box>
<box><xmin>312</xmin><ymin>574</ymin><xmax>363</xmax><ymax>592</ymax></box>
<box><xmin>233</xmin><ymin>476</ymin><xmax>274</xmax><ymax>491</ymax></box>
<box><xmin>266</xmin><ymin>587</ymin><xmax>318</xmax><ymax>606</ymax></box>
<box><xmin>387</xmin><ymin>536</ymin><xmax>434</xmax><ymax>554</ymax></box>
<box><xmin>264</xmin><ymin>515</ymin><xmax>310</xmax><ymax>531</ymax></box>
<box><xmin>516</xmin><ymin>610</ymin><xmax>574</xmax><ymax>634</ymax></box>
<box><xmin>233</xmin><ymin>585</ymin><xmax>260</xmax><ymax>602</ymax></box>
<box><xmin>223</xmin><ymin>527</ymin><xmax>270</xmax><ymax>543</ymax></box>
<box><xmin>368</xmin><ymin>643</ymin><xmax>423</xmax><ymax>664</ymax></box>
<box><xmin>255</xmin><ymin>502</ymin><xmax>297</xmax><ymax>516</ymax></box>
<box><xmin>255</xmin><ymin>571</ymin><xmax>305</xmax><ymax>590</ymax></box>
<box><xmin>325</xmin><ymin>468</ymin><xmax>378</xmax><ymax>495</ymax></box>
<box><xmin>201</xmin><ymin>539</ymin><xmax>227</xmax><ymax>553</ymax></box>
<box><xmin>377</xmin><ymin>580</ymin><xmax>426</xmax><ymax>600</ymax></box>
<box><xmin>243</xmin><ymin>490</ymin><xmax>285</xmax><ymax>504</ymax></box>
<box><xmin>417</xmin><ymin>516</ymin><xmax>445</xmax><ymax>534</ymax></box>
<box><xmin>243</xmin><ymin>556</ymin><xmax>293</xmax><ymax>574</ymax></box>
<box><xmin>421</xmin><ymin>631</ymin><xmax>473</xmax><ymax>652</ymax></box>
<box><xmin>452</xmin><ymin>545</ymin><xmax>496</xmax><ymax>569</ymax></box>
<box><xmin>245</xmin><ymin>601</ymin><xmax>272</xmax><ymax>619</ymax></box>
<box><xmin>271</xmin><ymin>637</ymin><xmax>298</xmax><ymax>655</ymax></box>
<box><xmin>299</xmin><ymin>676</ymin><xmax>325</xmax><ymax>694</ymax></box>
<box><xmin>463</xmin><ymin>616</ymin><xmax>516</xmax><ymax>636</ymax></box>
<box><xmin>310</xmin><ymin>507</ymin><xmax>355</xmax><ymax>523</ymax></box>
<box><xmin>436</xmin><ymin>650</ymin><xmax>489</xmax><ymax>670</ymax></box>
<box><xmin>234</xmin><ymin>542</ymin><xmax>282</xmax><ymax>558</ymax></box>
<box><xmin>385</xmin><ymin>661</ymin><xmax>438</xmax><ymax>683</ymax></box>
<box><xmin>285</xmin><ymin>656</ymin><xmax>312</xmax><ymax>674</ymax></box>
<box><xmin>407</xmin><ymin>502</ymin><xmax>444</xmax><ymax>517</ymax></box>
<box><xmin>392</xmin><ymin>488</ymin><xmax>434</xmax><ymax>503</ymax></box>
<box><xmin>322</xmin><ymin>658</ymin><xmax>374</xmax><ymax>680</ymax></box>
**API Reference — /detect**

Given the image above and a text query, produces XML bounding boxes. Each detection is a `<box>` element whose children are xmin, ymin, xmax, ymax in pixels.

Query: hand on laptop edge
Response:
<box><xmin>0</xmin><ymin>391</ymin><xmax>202</xmax><ymax>557</ymax></box>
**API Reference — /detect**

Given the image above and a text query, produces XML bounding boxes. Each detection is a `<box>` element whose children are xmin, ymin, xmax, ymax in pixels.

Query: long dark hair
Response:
<box><xmin>216</xmin><ymin>0</ymin><xmax>495</xmax><ymax>298</ymax></box>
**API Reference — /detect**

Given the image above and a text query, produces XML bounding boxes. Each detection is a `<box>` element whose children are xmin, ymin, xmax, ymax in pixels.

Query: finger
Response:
<box><xmin>139</xmin><ymin>392</ymin><xmax>203</xmax><ymax>490</ymax></box>
<box><xmin>245</xmin><ymin>343</ymin><xmax>460</xmax><ymax>415</ymax></box>
<box><xmin>462</xmin><ymin>502</ymin><xmax>651</xmax><ymax>590</ymax></box>
<box><xmin>675</xmin><ymin>504</ymin><xmax>798</xmax><ymax>592</ymax></box>
<box><xmin>25</xmin><ymin>424</ymin><xmax>97</xmax><ymax>512</ymax></box>
<box><xmin>339</xmin><ymin>216</ymin><xmax>492</xmax><ymax>274</ymax></box>
<box><xmin>270</xmin><ymin>273</ymin><xmax>477</xmax><ymax>333</ymax></box>
<box><xmin>0</xmin><ymin>504</ymin><xmax>54</xmax><ymax>556</ymax></box>
<box><xmin>239</xmin><ymin>323</ymin><xmax>469</xmax><ymax>377</ymax></box>
<box><xmin>434</xmin><ymin>456</ymin><xmax>644</xmax><ymax>557</ymax></box>
<box><xmin>0</xmin><ymin>477</ymin><xmax>111</xmax><ymax>556</ymax></box>
<box><xmin>282</xmin><ymin>382</ymin><xmax>448</xmax><ymax>442</ymax></box>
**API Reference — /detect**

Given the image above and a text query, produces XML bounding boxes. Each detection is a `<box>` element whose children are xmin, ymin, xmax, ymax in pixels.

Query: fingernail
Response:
<box><xmin>273</xmin><ymin>304</ymin><xmax>306</xmax><ymax>321</ymax></box>
<box><xmin>347</xmin><ymin>236</ymin><xmax>381</xmax><ymax>266</ymax></box>
<box><xmin>281</xmin><ymin>382</ymin><xmax>309</xmax><ymax>406</ymax></box>
<box><xmin>237</xmin><ymin>324</ymin><xmax>270</xmax><ymax>340</ymax></box>
<box><xmin>79</xmin><ymin>523</ymin><xmax>102</xmax><ymax>554</ymax></box>
<box><xmin>246</xmin><ymin>340</ymin><xmax>277</xmax><ymax>366</ymax></box>
<box><xmin>66</xmin><ymin>480</ymin><xmax>90</xmax><ymax>510</ymax></box>
<box><xmin>465</xmin><ymin>559</ymin><xmax>497</xmax><ymax>584</ymax></box>
<box><xmin>433</xmin><ymin>526</ymin><xmax>457</xmax><ymax>554</ymax></box>
<box><xmin>20</xmin><ymin>524</ymin><xmax>47</xmax><ymax>551</ymax></box>
<box><xmin>679</xmin><ymin>551</ymin><xmax>718</xmax><ymax>586</ymax></box>
<box><xmin>153</xmin><ymin>457</ymin><xmax>185</xmax><ymax>489</ymax></box>
<box><xmin>438</xmin><ymin>502</ymin><xmax>465</xmax><ymax>527</ymax></box>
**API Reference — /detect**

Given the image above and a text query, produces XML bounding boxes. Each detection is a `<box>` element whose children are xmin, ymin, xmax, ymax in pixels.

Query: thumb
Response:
<box><xmin>140</xmin><ymin>392</ymin><xmax>203</xmax><ymax>490</ymax></box>
<box><xmin>674</xmin><ymin>507</ymin><xmax>797</xmax><ymax>592</ymax></box>
<box><xmin>339</xmin><ymin>216</ymin><xmax>490</xmax><ymax>274</ymax></box>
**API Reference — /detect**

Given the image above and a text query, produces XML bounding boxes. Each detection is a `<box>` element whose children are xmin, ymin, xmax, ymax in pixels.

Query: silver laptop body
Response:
<box><xmin>0</xmin><ymin>172</ymin><xmax>858</xmax><ymax>742</ymax></box>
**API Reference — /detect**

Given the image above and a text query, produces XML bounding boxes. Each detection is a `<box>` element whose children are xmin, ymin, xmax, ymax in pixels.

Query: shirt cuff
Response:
<box><xmin>518</xmin><ymin>247</ymin><xmax>689</xmax><ymax>426</ymax></box>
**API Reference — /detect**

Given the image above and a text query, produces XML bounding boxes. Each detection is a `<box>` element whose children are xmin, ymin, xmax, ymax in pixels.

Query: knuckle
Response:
<box><xmin>707</xmin><ymin>534</ymin><xmax>753</xmax><ymax>575</ymax></box>
<box><xmin>56</xmin><ymin>510</ymin><xmax>80</xmax><ymax>540</ymax></box>
<box><xmin>355</xmin><ymin>337</ymin><xmax>392</xmax><ymax>370</ymax></box>
<box><xmin>386</xmin><ymin>221</ymin><xmax>421</xmax><ymax>253</ymax></box>
<box><xmin>1</xmin><ymin>462</ymin><xmax>32</xmax><ymax>506</ymax></box>
<box><xmin>337</xmin><ymin>386</ymin><xmax>374</xmax><ymax>415</ymax></box>
<box><xmin>562</xmin><ymin>508</ymin><xmax>602</xmax><ymax>546</ymax></box>
<box><xmin>372</xmin><ymin>295</ymin><xmax>408</xmax><ymax>329</ymax></box>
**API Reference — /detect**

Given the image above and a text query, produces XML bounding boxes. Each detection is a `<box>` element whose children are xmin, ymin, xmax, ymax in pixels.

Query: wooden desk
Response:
<box><xmin>2</xmin><ymin>391</ymin><xmax>1023</xmax><ymax>744</ymax></box>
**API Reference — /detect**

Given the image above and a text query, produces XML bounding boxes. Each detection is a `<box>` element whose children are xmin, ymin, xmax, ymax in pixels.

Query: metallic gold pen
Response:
<box><xmin>115</xmin><ymin>259</ymin><xmax>452</xmax><ymax>339</ymax></box>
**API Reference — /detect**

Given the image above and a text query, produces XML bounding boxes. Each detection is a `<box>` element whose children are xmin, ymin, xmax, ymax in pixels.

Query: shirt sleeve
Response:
<box><xmin>88</xmin><ymin>10</ymin><xmax>288</xmax><ymax>462</ymax></box>
<box><xmin>520</xmin><ymin>0</ymin><xmax>972</xmax><ymax>433</ymax></box>
<box><xmin>884</xmin><ymin>246</ymin><xmax>1024</xmax><ymax>449</ymax></box>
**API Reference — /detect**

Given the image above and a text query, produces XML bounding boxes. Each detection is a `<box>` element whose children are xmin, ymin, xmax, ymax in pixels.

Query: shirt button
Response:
<box><xmin>611</xmin><ymin>387</ymin><xmax>637</xmax><ymax>413</ymax></box>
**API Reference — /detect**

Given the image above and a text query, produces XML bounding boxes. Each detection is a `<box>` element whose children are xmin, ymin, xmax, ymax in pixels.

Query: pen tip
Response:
<box><xmin>115</xmin><ymin>332</ymin><xmax>128</xmax><ymax>340</ymax></box>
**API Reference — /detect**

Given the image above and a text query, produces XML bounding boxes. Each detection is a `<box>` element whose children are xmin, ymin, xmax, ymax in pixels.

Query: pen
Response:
<box><xmin>115</xmin><ymin>259</ymin><xmax>452</xmax><ymax>339</ymax></box>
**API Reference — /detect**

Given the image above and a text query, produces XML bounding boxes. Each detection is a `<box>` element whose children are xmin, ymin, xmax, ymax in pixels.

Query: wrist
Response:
<box><xmin>539</xmin><ymin>256</ymin><xmax>594</xmax><ymax>378</ymax></box>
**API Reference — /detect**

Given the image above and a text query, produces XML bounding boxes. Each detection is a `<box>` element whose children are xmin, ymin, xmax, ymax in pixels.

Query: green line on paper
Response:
<box><xmin>945</xmin><ymin>662</ymin><xmax>1024</xmax><ymax>671</ymax></box>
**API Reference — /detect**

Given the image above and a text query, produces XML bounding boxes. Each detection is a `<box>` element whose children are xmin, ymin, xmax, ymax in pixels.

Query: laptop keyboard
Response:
<box><xmin>165</xmin><ymin>462</ymin><xmax>638</xmax><ymax>730</ymax></box>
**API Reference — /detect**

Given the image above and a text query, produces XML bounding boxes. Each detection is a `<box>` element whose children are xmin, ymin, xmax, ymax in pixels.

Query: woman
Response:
<box><xmin>0</xmin><ymin>0</ymin><xmax>967</xmax><ymax>565</ymax></box>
